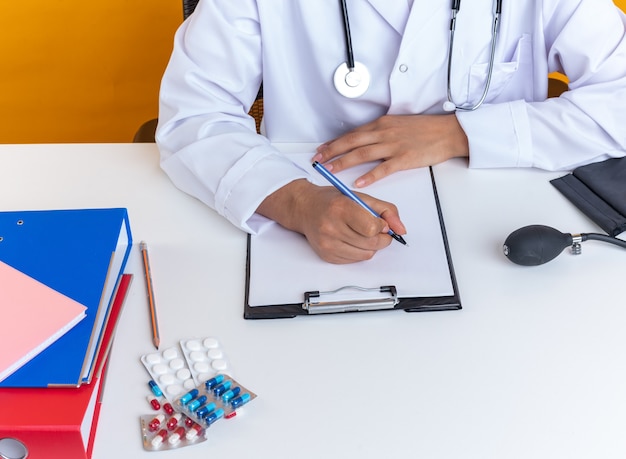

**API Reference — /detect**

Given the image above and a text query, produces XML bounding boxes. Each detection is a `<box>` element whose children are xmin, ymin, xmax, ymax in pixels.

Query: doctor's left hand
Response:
<box><xmin>312</xmin><ymin>114</ymin><xmax>469</xmax><ymax>187</ymax></box>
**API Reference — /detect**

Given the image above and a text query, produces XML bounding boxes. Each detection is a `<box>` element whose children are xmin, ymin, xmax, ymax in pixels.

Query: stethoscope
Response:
<box><xmin>334</xmin><ymin>0</ymin><xmax>503</xmax><ymax>112</ymax></box>
<box><xmin>333</xmin><ymin>0</ymin><xmax>371</xmax><ymax>99</ymax></box>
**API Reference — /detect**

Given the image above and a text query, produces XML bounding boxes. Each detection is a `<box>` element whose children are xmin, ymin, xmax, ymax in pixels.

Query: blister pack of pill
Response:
<box><xmin>139</xmin><ymin>337</ymin><xmax>251</xmax><ymax>451</ymax></box>
<box><xmin>140</xmin><ymin>412</ymin><xmax>207</xmax><ymax>451</ymax></box>
<box><xmin>141</xmin><ymin>345</ymin><xmax>197</xmax><ymax>403</ymax></box>
<box><xmin>179</xmin><ymin>337</ymin><xmax>231</xmax><ymax>385</ymax></box>
<box><xmin>175</xmin><ymin>373</ymin><xmax>257</xmax><ymax>426</ymax></box>
<box><xmin>141</xmin><ymin>337</ymin><xmax>232</xmax><ymax>403</ymax></box>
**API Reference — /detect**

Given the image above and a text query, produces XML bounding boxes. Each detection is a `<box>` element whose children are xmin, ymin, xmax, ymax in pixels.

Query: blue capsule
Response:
<box><xmin>196</xmin><ymin>402</ymin><xmax>217</xmax><ymax>420</ymax></box>
<box><xmin>231</xmin><ymin>393</ymin><xmax>251</xmax><ymax>409</ymax></box>
<box><xmin>204</xmin><ymin>374</ymin><xmax>225</xmax><ymax>390</ymax></box>
<box><xmin>213</xmin><ymin>380</ymin><xmax>232</xmax><ymax>397</ymax></box>
<box><xmin>179</xmin><ymin>388</ymin><xmax>199</xmax><ymax>406</ymax></box>
<box><xmin>187</xmin><ymin>395</ymin><xmax>208</xmax><ymax>412</ymax></box>
<box><xmin>148</xmin><ymin>380</ymin><xmax>163</xmax><ymax>397</ymax></box>
<box><xmin>205</xmin><ymin>408</ymin><xmax>225</xmax><ymax>426</ymax></box>
<box><xmin>221</xmin><ymin>386</ymin><xmax>241</xmax><ymax>403</ymax></box>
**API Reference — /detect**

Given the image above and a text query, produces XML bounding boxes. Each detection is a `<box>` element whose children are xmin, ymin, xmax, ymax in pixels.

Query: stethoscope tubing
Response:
<box><xmin>446</xmin><ymin>0</ymin><xmax>503</xmax><ymax>111</ymax></box>
<box><xmin>340</xmin><ymin>0</ymin><xmax>356</xmax><ymax>70</ymax></box>
<box><xmin>335</xmin><ymin>0</ymin><xmax>370</xmax><ymax>98</ymax></box>
<box><xmin>335</xmin><ymin>0</ymin><xmax>503</xmax><ymax>109</ymax></box>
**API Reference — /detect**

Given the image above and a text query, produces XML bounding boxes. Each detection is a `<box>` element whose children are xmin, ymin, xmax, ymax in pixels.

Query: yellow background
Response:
<box><xmin>0</xmin><ymin>0</ymin><xmax>180</xmax><ymax>143</ymax></box>
<box><xmin>0</xmin><ymin>0</ymin><xmax>625</xmax><ymax>144</ymax></box>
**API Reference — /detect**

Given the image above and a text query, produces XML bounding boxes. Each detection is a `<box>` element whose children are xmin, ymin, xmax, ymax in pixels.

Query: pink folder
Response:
<box><xmin>0</xmin><ymin>260</ymin><xmax>87</xmax><ymax>383</ymax></box>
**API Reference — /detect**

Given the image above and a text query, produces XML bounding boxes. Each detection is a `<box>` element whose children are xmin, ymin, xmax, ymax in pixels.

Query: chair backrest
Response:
<box><xmin>183</xmin><ymin>0</ymin><xmax>200</xmax><ymax>19</ymax></box>
<box><xmin>547</xmin><ymin>77</ymin><xmax>568</xmax><ymax>98</ymax></box>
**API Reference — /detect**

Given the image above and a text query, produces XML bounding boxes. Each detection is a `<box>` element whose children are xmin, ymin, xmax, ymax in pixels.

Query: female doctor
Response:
<box><xmin>157</xmin><ymin>0</ymin><xmax>626</xmax><ymax>264</ymax></box>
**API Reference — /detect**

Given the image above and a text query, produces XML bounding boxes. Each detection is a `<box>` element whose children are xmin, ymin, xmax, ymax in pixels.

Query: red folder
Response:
<box><xmin>0</xmin><ymin>274</ymin><xmax>132</xmax><ymax>459</ymax></box>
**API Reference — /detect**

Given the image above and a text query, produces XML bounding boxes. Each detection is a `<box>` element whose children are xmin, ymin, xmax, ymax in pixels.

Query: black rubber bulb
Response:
<box><xmin>503</xmin><ymin>225</ymin><xmax>573</xmax><ymax>266</ymax></box>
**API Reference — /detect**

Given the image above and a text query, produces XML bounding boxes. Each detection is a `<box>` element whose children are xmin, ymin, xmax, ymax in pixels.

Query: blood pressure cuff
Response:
<box><xmin>550</xmin><ymin>156</ymin><xmax>626</xmax><ymax>237</ymax></box>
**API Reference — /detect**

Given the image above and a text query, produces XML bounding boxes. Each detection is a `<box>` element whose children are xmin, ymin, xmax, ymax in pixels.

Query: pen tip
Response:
<box><xmin>392</xmin><ymin>234</ymin><xmax>408</xmax><ymax>246</ymax></box>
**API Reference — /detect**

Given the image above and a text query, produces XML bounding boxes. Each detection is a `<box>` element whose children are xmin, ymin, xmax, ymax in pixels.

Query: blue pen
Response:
<box><xmin>312</xmin><ymin>161</ymin><xmax>408</xmax><ymax>246</ymax></box>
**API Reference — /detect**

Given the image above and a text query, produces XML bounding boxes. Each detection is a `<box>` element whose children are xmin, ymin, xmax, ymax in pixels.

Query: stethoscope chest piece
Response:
<box><xmin>334</xmin><ymin>61</ymin><xmax>370</xmax><ymax>98</ymax></box>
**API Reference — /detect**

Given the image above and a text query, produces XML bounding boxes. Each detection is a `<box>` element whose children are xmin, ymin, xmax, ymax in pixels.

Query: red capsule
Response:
<box><xmin>167</xmin><ymin>412</ymin><xmax>182</xmax><ymax>430</ymax></box>
<box><xmin>148</xmin><ymin>414</ymin><xmax>165</xmax><ymax>432</ymax></box>
<box><xmin>147</xmin><ymin>395</ymin><xmax>161</xmax><ymax>410</ymax></box>
<box><xmin>168</xmin><ymin>426</ymin><xmax>186</xmax><ymax>445</ymax></box>
<box><xmin>151</xmin><ymin>429</ymin><xmax>168</xmax><ymax>447</ymax></box>
<box><xmin>163</xmin><ymin>402</ymin><xmax>175</xmax><ymax>415</ymax></box>
<box><xmin>185</xmin><ymin>422</ymin><xmax>203</xmax><ymax>440</ymax></box>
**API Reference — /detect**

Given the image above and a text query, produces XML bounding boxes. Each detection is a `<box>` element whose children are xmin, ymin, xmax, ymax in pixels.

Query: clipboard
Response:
<box><xmin>243</xmin><ymin>161</ymin><xmax>461</xmax><ymax>319</ymax></box>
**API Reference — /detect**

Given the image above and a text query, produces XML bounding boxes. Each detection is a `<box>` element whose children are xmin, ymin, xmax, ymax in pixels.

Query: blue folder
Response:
<box><xmin>0</xmin><ymin>208</ymin><xmax>132</xmax><ymax>387</ymax></box>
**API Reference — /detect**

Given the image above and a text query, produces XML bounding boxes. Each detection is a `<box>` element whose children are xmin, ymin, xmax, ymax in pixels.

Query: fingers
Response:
<box><xmin>378</xmin><ymin>207</ymin><xmax>406</xmax><ymax>236</ymax></box>
<box><xmin>312</xmin><ymin>114</ymin><xmax>470</xmax><ymax>187</ymax></box>
<box><xmin>314</xmin><ymin>138</ymin><xmax>402</xmax><ymax>188</ymax></box>
<box><xmin>313</xmin><ymin>234</ymin><xmax>389</xmax><ymax>264</ymax></box>
<box><xmin>257</xmin><ymin>180</ymin><xmax>405</xmax><ymax>264</ymax></box>
<box><xmin>358</xmin><ymin>193</ymin><xmax>406</xmax><ymax>236</ymax></box>
<box><xmin>313</xmin><ymin>130</ymin><xmax>381</xmax><ymax>173</ymax></box>
<box><xmin>353</xmin><ymin>160</ymin><xmax>401</xmax><ymax>188</ymax></box>
<box><xmin>313</xmin><ymin>116</ymin><xmax>394</xmax><ymax>167</ymax></box>
<box><xmin>303</xmin><ymin>190</ymin><xmax>398</xmax><ymax>264</ymax></box>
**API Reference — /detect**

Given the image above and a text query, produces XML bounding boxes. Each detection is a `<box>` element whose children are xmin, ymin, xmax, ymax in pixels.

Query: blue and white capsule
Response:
<box><xmin>148</xmin><ymin>380</ymin><xmax>163</xmax><ymax>397</ymax></box>
<box><xmin>205</xmin><ymin>408</ymin><xmax>225</xmax><ymax>426</ymax></box>
<box><xmin>213</xmin><ymin>380</ymin><xmax>232</xmax><ymax>397</ymax></box>
<box><xmin>221</xmin><ymin>386</ymin><xmax>241</xmax><ymax>403</ymax></box>
<box><xmin>179</xmin><ymin>388</ymin><xmax>199</xmax><ymax>406</ymax></box>
<box><xmin>231</xmin><ymin>393</ymin><xmax>251</xmax><ymax>409</ymax></box>
<box><xmin>196</xmin><ymin>402</ymin><xmax>217</xmax><ymax>420</ymax></box>
<box><xmin>187</xmin><ymin>395</ymin><xmax>208</xmax><ymax>412</ymax></box>
<box><xmin>204</xmin><ymin>374</ymin><xmax>225</xmax><ymax>390</ymax></box>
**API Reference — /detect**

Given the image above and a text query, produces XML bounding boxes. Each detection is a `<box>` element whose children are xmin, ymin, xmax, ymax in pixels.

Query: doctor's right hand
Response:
<box><xmin>257</xmin><ymin>179</ymin><xmax>406</xmax><ymax>264</ymax></box>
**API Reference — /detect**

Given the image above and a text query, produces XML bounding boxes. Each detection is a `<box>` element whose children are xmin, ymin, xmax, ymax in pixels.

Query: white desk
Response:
<box><xmin>1</xmin><ymin>143</ymin><xmax>625</xmax><ymax>459</ymax></box>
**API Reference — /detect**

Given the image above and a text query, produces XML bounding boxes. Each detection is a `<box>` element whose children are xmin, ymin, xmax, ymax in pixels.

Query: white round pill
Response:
<box><xmin>169</xmin><ymin>358</ymin><xmax>185</xmax><ymax>370</ymax></box>
<box><xmin>152</xmin><ymin>363</ymin><xmax>169</xmax><ymax>375</ymax></box>
<box><xmin>145</xmin><ymin>353</ymin><xmax>161</xmax><ymax>364</ymax></box>
<box><xmin>185</xmin><ymin>339</ymin><xmax>202</xmax><ymax>351</ymax></box>
<box><xmin>194</xmin><ymin>362</ymin><xmax>210</xmax><ymax>373</ymax></box>
<box><xmin>162</xmin><ymin>348</ymin><xmax>178</xmax><ymax>360</ymax></box>
<box><xmin>211</xmin><ymin>359</ymin><xmax>228</xmax><ymax>371</ymax></box>
<box><xmin>176</xmin><ymin>368</ymin><xmax>191</xmax><ymax>380</ymax></box>
<box><xmin>207</xmin><ymin>348</ymin><xmax>223</xmax><ymax>360</ymax></box>
<box><xmin>166</xmin><ymin>384</ymin><xmax>183</xmax><ymax>396</ymax></box>
<box><xmin>160</xmin><ymin>374</ymin><xmax>175</xmax><ymax>386</ymax></box>
<box><xmin>183</xmin><ymin>379</ymin><xmax>196</xmax><ymax>390</ymax></box>
<box><xmin>189</xmin><ymin>351</ymin><xmax>206</xmax><ymax>362</ymax></box>
<box><xmin>203</xmin><ymin>337</ymin><xmax>219</xmax><ymax>349</ymax></box>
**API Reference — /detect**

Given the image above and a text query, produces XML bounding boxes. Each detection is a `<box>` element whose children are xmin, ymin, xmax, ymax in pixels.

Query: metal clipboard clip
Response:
<box><xmin>303</xmin><ymin>285</ymin><xmax>398</xmax><ymax>314</ymax></box>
